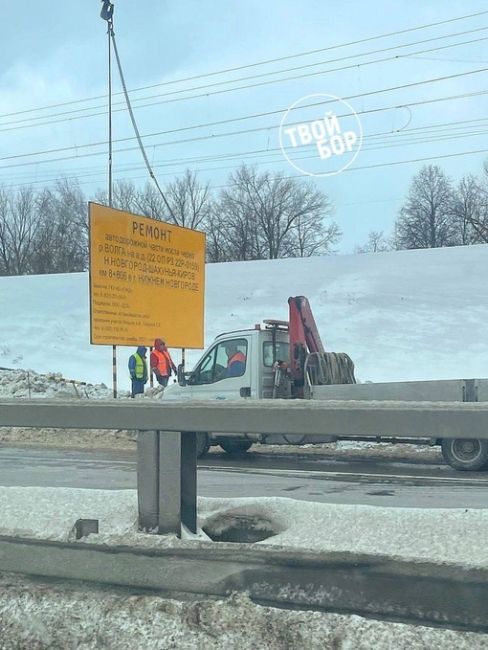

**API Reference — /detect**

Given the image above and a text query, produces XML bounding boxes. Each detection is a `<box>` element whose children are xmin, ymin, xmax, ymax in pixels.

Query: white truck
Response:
<box><xmin>166</xmin><ymin>296</ymin><xmax>488</xmax><ymax>471</ymax></box>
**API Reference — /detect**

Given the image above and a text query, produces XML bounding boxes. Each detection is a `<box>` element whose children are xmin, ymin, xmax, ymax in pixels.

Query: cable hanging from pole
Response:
<box><xmin>100</xmin><ymin>0</ymin><xmax>177</xmax><ymax>223</ymax></box>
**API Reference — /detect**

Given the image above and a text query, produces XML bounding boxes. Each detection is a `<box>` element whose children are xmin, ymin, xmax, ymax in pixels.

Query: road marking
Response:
<box><xmin>0</xmin><ymin>452</ymin><xmax>133</xmax><ymax>466</ymax></box>
<box><xmin>200</xmin><ymin>464</ymin><xmax>488</xmax><ymax>485</ymax></box>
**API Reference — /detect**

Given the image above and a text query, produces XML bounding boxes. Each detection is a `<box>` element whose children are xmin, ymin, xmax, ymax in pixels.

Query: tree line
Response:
<box><xmin>0</xmin><ymin>166</ymin><xmax>340</xmax><ymax>275</ymax></box>
<box><xmin>356</xmin><ymin>164</ymin><xmax>488</xmax><ymax>253</ymax></box>
<box><xmin>1</xmin><ymin>161</ymin><xmax>487</xmax><ymax>275</ymax></box>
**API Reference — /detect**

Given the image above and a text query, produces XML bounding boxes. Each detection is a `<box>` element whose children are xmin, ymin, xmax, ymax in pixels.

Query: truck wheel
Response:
<box><xmin>196</xmin><ymin>432</ymin><xmax>211</xmax><ymax>458</ymax></box>
<box><xmin>441</xmin><ymin>438</ymin><xmax>488</xmax><ymax>471</ymax></box>
<box><xmin>219</xmin><ymin>440</ymin><xmax>253</xmax><ymax>455</ymax></box>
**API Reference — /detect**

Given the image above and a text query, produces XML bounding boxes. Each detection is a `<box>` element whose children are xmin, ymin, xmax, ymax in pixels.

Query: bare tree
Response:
<box><xmin>451</xmin><ymin>175</ymin><xmax>485</xmax><ymax>245</ymax></box>
<box><xmin>0</xmin><ymin>189</ymin><xmax>11</xmax><ymax>274</ymax></box>
<box><xmin>0</xmin><ymin>186</ymin><xmax>39</xmax><ymax>275</ymax></box>
<box><xmin>93</xmin><ymin>180</ymin><xmax>140</xmax><ymax>216</ymax></box>
<box><xmin>205</xmin><ymin>208</ymin><xmax>231</xmax><ymax>263</ymax></box>
<box><xmin>282</xmin><ymin>201</ymin><xmax>339</xmax><ymax>257</ymax></box>
<box><xmin>113</xmin><ymin>180</ymin><xmax>140</xmax><ymax>213</ymax></box>
<box><xmin>134</xmin><ymin>183</ymin><xmax>169</xmax><ymax>221</ymax></box>
<box><xmin>32</xmin><ymin>180</ymin><xmax>88</xmax><ymax>273</ymax></box>
<box><xmin>394</xmin><ymin>165</ymin><xmax>458</xmax><ymax>250</ymax></box>
<box><xmin>98</xmin><ymin>173</ymin><xmax>212</xmax><ymax>230</ymax></box>
<box><xmin>165</xmin><ymin>169</ymin><xmax>211</xmax><ymax>229</ymax></box>
<box><xmin>217</xmin><ymin>175</ymin><xmax>262</xmax><ymax>261</ymax></box>
<box><xmin>460</xmin><ymin>161</ymin><xmax>488</xmax><ymax>243</ymax></box>
<box><xmin>355</xmin><ymin>230</ymin><xmax>391</xmax><ymax>254</ymax></box>
<box><xmin>216</xmin><ymin>166</ymin><xmax>339</xmax><ymax>260</ymax></box>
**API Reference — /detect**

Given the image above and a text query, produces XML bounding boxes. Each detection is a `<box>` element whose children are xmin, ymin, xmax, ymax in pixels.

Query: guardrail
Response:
<box><xmin>1</xmin><ymin>536</ymin><xmax>487</xmax><ymax>632</ymax></box>
<box><xmin>1</xmin><ymin>398</ymin><xmax>488</xmax><ymax>534</ymax></box>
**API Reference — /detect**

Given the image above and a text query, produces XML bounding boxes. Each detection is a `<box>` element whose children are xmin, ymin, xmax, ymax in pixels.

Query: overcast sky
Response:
<box><xmin>2</xmin><ymin>0</ymin><xmax>488</xmax><ymax>252</ymax></box>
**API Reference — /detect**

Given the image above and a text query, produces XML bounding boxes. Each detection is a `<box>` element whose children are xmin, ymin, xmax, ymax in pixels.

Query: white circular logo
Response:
<box><xmin>279</xmin><ymin>93</ymin><xmax>363</xmax><ymax>177</ymax></box>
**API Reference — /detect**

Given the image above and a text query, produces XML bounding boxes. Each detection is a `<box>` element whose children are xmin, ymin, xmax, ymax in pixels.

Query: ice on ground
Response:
<box><xmin>0</xmin><ymin>486</ymin><xmax>487</xmax><ymax>568</ymax></box>
<box><xmin>0</xmin><ymin>576</ymin><xmax>485</xmax><ymax>650</ymax></box>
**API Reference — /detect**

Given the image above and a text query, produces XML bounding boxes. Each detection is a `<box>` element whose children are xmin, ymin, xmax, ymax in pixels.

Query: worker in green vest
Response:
<box><xmin>128</xmin><ymin>346</ymin><xmax>148</xmax><ymax>398</ymax></box>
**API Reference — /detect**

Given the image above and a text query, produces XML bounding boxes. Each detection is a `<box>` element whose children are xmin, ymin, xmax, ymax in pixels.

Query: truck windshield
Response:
<box><xmin>192</xmin><ymin>338</ymin><xmax>248</xmax><ymax>384</ymax></box>
<box><xmin>263</xmin><ymin>341</ymin><xmax>290</xmax><ymax>367</ymax></box>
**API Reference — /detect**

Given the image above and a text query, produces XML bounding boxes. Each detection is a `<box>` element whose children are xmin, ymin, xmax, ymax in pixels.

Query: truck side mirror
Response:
<box><xmin>177</xmin><ymin>363</ymin><xmax>187</xmax><ymax>387</ymax></box>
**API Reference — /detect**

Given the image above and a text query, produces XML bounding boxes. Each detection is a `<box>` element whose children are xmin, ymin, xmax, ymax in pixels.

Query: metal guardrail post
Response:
<box><xmin>158</xmin><ymin>431</ymin><xmax>182</xmax><ymax>535</ymax></box>
<box><xmin>181</xmin><ymin>432</ymin><xmax>197</xmax><ymax>534</ymax></box>
<box><xmin>137</xmin><ymin>431</ymin><xmax>159</xmax><ymax>531</ymax></box>
<box><xmin>137</xmin><ymin>430</ymin><xmax>197</xmax><ymax>536</ymax></box>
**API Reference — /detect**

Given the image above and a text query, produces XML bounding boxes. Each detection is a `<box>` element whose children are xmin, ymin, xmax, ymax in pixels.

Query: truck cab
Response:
<box><xmin>167</xmin><ymin>322</ymin><xmax>290</xmax><ymax>401</ymax></box>
<box><xmin>164</xmin><ymin>322</ymin><xmax>292</xmax><ymax>455</ymax></box>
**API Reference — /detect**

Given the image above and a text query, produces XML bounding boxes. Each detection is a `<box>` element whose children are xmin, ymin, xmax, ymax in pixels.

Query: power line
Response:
<box><xmin>4</xmin><ymin>126</ymin><xmax>488</xmax><ymax>191</ymax></box>
<box><xmin>0</xmin><ymin>90</ymin><xmax>488</xmax><ymax>177</ymax></box>
<box><xmin>2</xmin><ymin>30</ymin><xmax>488</xmax><ymax>133</ymax></box>
<box><xmin>1</xmin><ymin>72</ymin><xmax>488</xmax><ymax>170</ymax></box>
<box><xmin>2</xmin><ymin>9</ymin><xmax>487</xmax><ymax>121</ymax></box>
<box><xmin>79</xmin><ymin>146</ymin><xmax>488</xmax><ymax>190</ymax></box>
<box><xmin>105</xmin><ymin>5</ymin><xmax>176</xmax><ymax>220</ymax></box>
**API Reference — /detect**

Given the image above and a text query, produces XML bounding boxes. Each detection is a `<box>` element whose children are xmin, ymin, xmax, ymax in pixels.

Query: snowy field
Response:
<box><xmin>0</xmin><ymin>244</ymin><xmax>487</xmax><ymax>391</ymax></box>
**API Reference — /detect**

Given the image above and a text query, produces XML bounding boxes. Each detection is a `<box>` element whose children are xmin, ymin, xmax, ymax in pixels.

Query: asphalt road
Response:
<box><xmin>1</xmin><ymin>446</ymin><xmax>487</xmax><ymax>508</ymax></box>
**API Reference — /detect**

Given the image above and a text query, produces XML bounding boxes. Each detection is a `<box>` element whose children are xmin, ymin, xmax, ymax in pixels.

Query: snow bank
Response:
<box><xmin>0</xmin><ymin>486</ymin><xmax>486</xmax><ymax>568</ymax></box>
<box><xmin>201</xmin><ymin>497</ymin><xmax>487</xmax><ymax>566</ymax></box>
<box><xmin>0</xmin><ymin>244</ymin><xmax>487</xmax><ymax>389</ymax></box>
<box><xmin>0</xmin><ymin>368</ymin><xmax>113</xmax><ymax>399</ymax></box>
<box><xmin>1</xmin><ymin>576</ymin><xmax>485</xmax><ymax>650</ymax></box>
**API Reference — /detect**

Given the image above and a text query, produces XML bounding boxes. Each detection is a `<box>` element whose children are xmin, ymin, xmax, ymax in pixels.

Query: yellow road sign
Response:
<box><xmin>89</xmin><ymin>203</ymin><xmax>205</xmax><ymax>348</ymax></box>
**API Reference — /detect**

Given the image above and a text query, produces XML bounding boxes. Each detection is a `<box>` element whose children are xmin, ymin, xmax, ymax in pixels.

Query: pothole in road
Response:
<box><xmin>366</xmin><ymin>489</ymin><xmax>395</xmax><ymax>496</ymax></box>
<box><xmin>202</xmin><ymin>513</ymin><xmax>280</xmax><ymax>543</ymax></box>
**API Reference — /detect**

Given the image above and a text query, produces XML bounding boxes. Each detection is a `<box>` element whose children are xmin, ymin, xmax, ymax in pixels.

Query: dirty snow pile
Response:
<box><xmin>1</xmin><ymin>486</ymin><xmax>487</xmax><ymax>568</ymax></box>
<box><xmin>0</xmin><ymin>368</ymin><xmax>139</xmax><ymax>449</ymax></box>
<box><xmin>0</xmin><ymin>368</ymin><xmax>113</xmax><ymax>400</ymax></box>
<box><xmin>0</xmin><ymin>575</ymin><xmax>484</xmax><ymax>650</ymax></box>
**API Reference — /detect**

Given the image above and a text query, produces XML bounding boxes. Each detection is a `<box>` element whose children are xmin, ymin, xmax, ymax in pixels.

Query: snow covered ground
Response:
<box><xmin>0</xmin><ymin>487</ymin><xmax>486</xmax><ymax>568</ymax></box>
<box><xmin>0</xmin><ymin>244</ymin><xmax>487</xmax><ymax>390</ymax></box>
<box><xmin>1</xmin><ymin>247</ymin><xmax>487</xmax><ymax>646</ymax></box>
<box><xmin>1</xmin><ymin>575</ymin><xmax>485</xmax><ymax>650</ymax></box>
<box><xmin>1</xmin><ymin>575</ymin><xmax>486</xmax><ymax>650</ymax></box>
<box><xmin>1</xmin><ymin>487</ymin><xmax>487</xmax><ymax>648</ymax></box>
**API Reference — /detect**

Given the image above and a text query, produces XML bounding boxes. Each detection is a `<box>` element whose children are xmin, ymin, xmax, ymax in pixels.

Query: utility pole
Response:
<box><xmin>100</xmin><ymin>0</ymin><xmax>117</xmax><ymax>398</ymax></box>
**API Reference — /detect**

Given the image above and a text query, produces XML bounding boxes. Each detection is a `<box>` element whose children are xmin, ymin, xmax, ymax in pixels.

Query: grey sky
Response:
<box><xmin>1</xmin><ymin>0</ymin><xmax>488</xmax><ymax>251</ymax></box>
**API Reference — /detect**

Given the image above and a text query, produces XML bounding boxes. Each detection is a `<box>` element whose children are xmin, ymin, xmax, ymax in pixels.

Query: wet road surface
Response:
<box><xmin>1</xmin><ymin>446</ymin><xmax>487</xmax><ymax>508</ymax></box>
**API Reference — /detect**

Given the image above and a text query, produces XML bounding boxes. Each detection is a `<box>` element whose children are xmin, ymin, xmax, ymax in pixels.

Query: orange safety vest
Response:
<box><xmin>152</xmin><ymin>349</ymin><xmax>174</xmax><ymax>376</ymax></box>
<box><xmin>228</xmin><ymin>351</ymin><xmax>246</xmax><ymax>367</ymax></box>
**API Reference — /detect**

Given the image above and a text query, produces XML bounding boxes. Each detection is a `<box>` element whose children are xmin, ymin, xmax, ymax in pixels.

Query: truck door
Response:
<box><xmin>187</xmin><ymin>336</ymin><xmax>251</xmax><ymax>400</ymax></box>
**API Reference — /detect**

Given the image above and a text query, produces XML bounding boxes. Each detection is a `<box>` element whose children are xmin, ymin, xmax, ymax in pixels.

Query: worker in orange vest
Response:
<box><xmin>150</xmin><ymin>338</ymin><xmax>177</xmax><ymax>388</ymax></box>
<box><xmin>225</xmin><ymin>343</ymin><xmax>246</xmax><ymax>377</ymax></box>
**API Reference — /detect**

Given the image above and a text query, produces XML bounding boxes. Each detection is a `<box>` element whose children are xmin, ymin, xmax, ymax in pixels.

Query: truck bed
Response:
<box><xmin>309</xmin><ymin>378</ymin><xmax>488</xmax><ymax>402</ymax></box>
